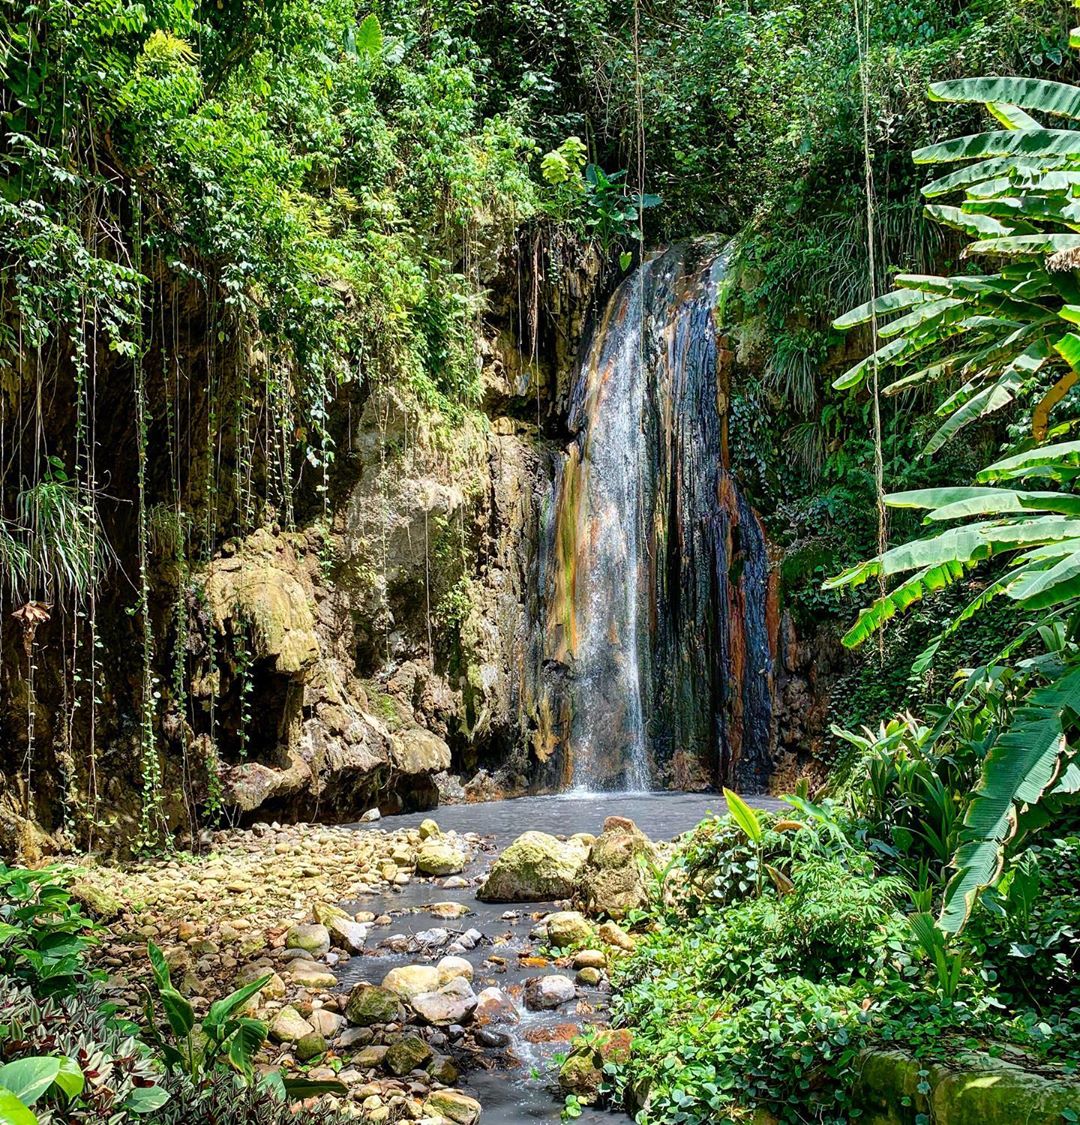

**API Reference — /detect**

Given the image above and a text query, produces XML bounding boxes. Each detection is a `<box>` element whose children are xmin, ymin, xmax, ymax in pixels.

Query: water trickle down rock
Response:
<box><xmin>541</xmin><ymin>241</ymin><xmax>777</xmax><ymax>791</ymax></box>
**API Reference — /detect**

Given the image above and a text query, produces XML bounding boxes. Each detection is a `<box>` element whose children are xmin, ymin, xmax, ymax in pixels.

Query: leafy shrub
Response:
<box><xmin>0</xmin><ymin>866</ymin><xmax>99</xmax><ymax>998</ymax></box>
<box><xmin>156</xmin><ymin>1068</ymin><xmax>357</xmax><ymax>1125</ymax></box>
<box><xmin>0</xmin><ymin>979</ymin><xmax>170</xmax><ymax>1121</ymax></box>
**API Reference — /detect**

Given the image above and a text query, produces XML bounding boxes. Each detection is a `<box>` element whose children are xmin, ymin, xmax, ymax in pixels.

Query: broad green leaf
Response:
<box><xmin>227</xmin><ymin>1018</ymin><xmax>268</xmax><ymax>1077</ymax></box>
<box><xmin>986</xmin><ymin>102</ymin><xmax>1041</xmax><ymax>130</ymax></box>
<box><xmin>840</xmin><ymin>562</ymin><xmax>966</xmax><ymax>647</ymax></box>
<box><xmin>52</xmin><ymin>1058</ymin><xmax>83</xmax><ymax>1100</ymax></box>
<box><xmin>355</xmin><ymin>13</ymin><xmax>382</xmax><ymax>58</ymax></box>
<box><xmin>924</xmin><ymin>370</ymin><xmax>1024</xmax><ymax>454</ymax></box>
<box><xmin>929</xmin><ymin>78</ymin><xmax>1080</xmax><ymax>121</ymax></box>
<box><xmin>0</xmin><ymin>1087</ymin><xmax>37</xmax><ymax>1125</ymax></box>
<box><xmin>146</xmin><ymin>941</ymin><xmax>172</xmax><ymax>992</ymax></box>
<box><xmin>722</xmin><ymin>788</ymin><xmax>763</xmax><ymax>845</ymax></box>
<box><xmin>124</xmin><ymin>1086</ymin><xmax>170</xmax><ymax>1114</ymax></box>
<box><xmin>941</xmin><ymin>665</ymin><xmax>1080</xmax><ymax>931</ymax></box>
<box><xmin>922</xmin><ymin>157</ymin><xmax>1061</xmax><ymax>198</ymax></box>
<box><xmin>0</xmin><ymin>1060</ymin><xmax>60</xmax><ymax>1107</ymax></box>
<box><xmin>1008</xmin><ymin>545</ymin><xmax>1080</xmax><ymax>607</ymax></box>
<box><xmin>914</xmin><ymin>129</ymin><xmax>1080</xmax><ymax>166</ymax></box>
<box><xmin>978</xmin><ymin>439</ymin><xmax>1080</xmax><ymax>482</ymax></box>
<box><xmin>281</xmin><ymin>1076</ymin><xmax>350</xmax><ymax>1098</ymax></box>
<box><xmin>206</xmin><ymin>974</ymin><xmax>270</xmax><ymax>1030</ymax></box>
<box><xmin>158</xmin><ymin>986</ymin><xmax>194</xmax><ymax>1040</ymax></box>
<box><xmin>877</xmin><ymin>297</ymin><xmax>964</xmax><ymax>338</ymax></box>
<box><xmin>966</xmin><ymin>232</ymin><xmax>1080</xmax><ymax>256</ymax></box>
<box><xmin>924</xmin><ymin>204</ymin><xmax>1014</xmax><ymax>238</ymax></box>
<box><xmin>831</xmin><ymin>287</ymin><xmax>930</xmax><ymax>330</ymax></box>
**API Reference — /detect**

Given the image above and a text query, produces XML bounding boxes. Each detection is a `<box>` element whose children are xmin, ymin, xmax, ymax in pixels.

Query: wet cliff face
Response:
<box><xmin>536</xmin><ymin>242</ymin><xmax>777</xmax><ymax>792</ymax></box>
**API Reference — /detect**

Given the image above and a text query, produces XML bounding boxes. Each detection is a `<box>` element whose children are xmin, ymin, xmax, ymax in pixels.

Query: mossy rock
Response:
<box><xmin>68</xmin><ymin>880</ymin><xmax>125</xmax><ymax>922</ymax></box>
<box><xmin>477</xmin><ymin>831</ymin><xmax>590</xmax><ymax>903</ymax></box>
<box><xmin>854</xmin><ymin>1047</ymin><xmax>1080</xmax><ymax>1124</ymax></box>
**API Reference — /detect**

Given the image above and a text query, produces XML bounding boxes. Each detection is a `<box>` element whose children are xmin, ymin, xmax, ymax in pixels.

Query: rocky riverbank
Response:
<box><xmin>71</xmin><ymin>810</ymin><xmax>656</xmax><ymax>1123</ymax></box>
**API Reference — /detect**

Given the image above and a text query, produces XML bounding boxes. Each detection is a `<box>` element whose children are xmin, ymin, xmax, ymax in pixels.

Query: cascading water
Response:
<box><xmin>541</xmin><ymin>241</ymin><xmax>776</xmax><ymax>792</ymax></box>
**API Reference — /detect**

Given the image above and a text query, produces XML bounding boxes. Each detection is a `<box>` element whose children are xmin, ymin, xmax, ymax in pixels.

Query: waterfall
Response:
<box><xmin>540</xmin><ymin>242</ymin><xmax>776</xmax><ymax>793</ymax></box>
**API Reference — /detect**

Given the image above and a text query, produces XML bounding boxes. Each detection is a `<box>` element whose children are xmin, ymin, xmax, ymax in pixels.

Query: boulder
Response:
<box><xmin>411</xmin><ymin>978</ymin><xmax>477</xmax><ymax>1026</ymax></box>
<box><xmin>477</xmin><ymin>831</ymin><xmax>590</xmax><ymax>902</ymax></box>
<box><xmin>576</xmin><ymin>816</ymin><xmax>659</xmax><ymax>919</ymax></box>
<box><xmin>545</xmin><ymin>910</ymin><xmax>594</xmax><ymax>949</ymax></box>
<box><xmin>295</xmin><ymin>1032</ymin><xmax>327</xmax><ymax>1062</ymax></box>
<box><xmin>573</xmin><ymin>949</ymin><xmax>607</xmax><ymax>970</ymax></box>
<box><xmin>598</xmin><ymin>920</ymin><xmax>636</xmax><ymax>951</ymax></box>
<box><xmin>286</xmin><ymin>923</ymin><xmax>331</xmax><ymax>956</ymax></box>
<box><xmin>382</xmin><ymin>964</ymin><xmax>442</xmax><ymax>1001</ymax></box>
<box><xmin>287</xmin><ymin>960</ymin><xmax>337</xmax><ymax>989</ymax></box>
<box><xmin>524</xmin><ymin>974</ymin><xmax>576</xmax><ymax>1011</ymax></box>
<box><xmin>474</xmin><ymin>986</ymin><xmax>518</xmax><ymax>1025</ymax></box>
<box><xmin>383</xmin><ymin>1035</ymin><xmax>434</xmax><ymax>1076</ymax></box>
<box><xmin>269</xmin><ymin>1005</ymin><xmax>314</xmax><ymax>1044</ymax></box>
<box><xmin>309</xmin><ymin>1008</ymin><xmax>346</xmax><ymax>1038</ymax></box>
<box><xmin>416</xmin><ymin>841</ymin><xmax>466</xmax><ymax>876</ymax></box>
<box><xmin>392</xmin><ymin>728</ymin><xmax>452</xmax><ymax>776</ymax></box>
<box><xmin>346</xmin><ymin>983</ymin><xmax>404</xmax><ymax>1026</ymax></box>
<box><xmin>559</xmin><ymin>1028</ymin><xmax>634</xmax><ymax>1103</ymax></box>
<box><xmin>423</xmin><ymin>1090</ymin><xmax>483</xmax><ymax>1125</ymax></box>
<box><xmin>437</xmin><ymin>955</ymin><xmax>473</xmax><ymax>984</ymax></box>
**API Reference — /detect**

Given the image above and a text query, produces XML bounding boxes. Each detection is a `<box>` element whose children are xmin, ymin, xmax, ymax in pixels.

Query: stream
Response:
<box><xmin>339</xmin><ymin>792</ymin><xmax>784</xmax><ymax>1124</ymax></box>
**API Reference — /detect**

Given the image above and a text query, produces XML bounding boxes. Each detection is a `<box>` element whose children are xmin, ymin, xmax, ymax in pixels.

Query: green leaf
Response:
<box><xmin>840</xmin><ymin>562</ymin><xmax>966</xmax><ymax>648</ymax></box>
<box><xmin>914</xmin><ymin>128</ymin><xmax>1080</xmax><ymax>166</ymax></box>
<box><xmin>281</xmin><ymin>1076</ymin><xmax>350</xmax><ymax>1098</ymax></box>
<box><xmin>146</xmin><ymin>941</ymin><xmax>172</xmax><ymax>992</ymax></box>
<box><xmin>124</xmin><ymin>1086</ymin><xmax>170</xmax><ymax>1114</ymax></box>
<box><xmin>206</xmin><ymin>975</ymin><xmax>270</xmax><ymax>1031</ymax></box>
<box><xmin>928</xmin><ymin>78</ymin><xmax>1080</xmax><ymax>121</ymax></box>
<box><xmin>922</xmin><ymin>158</ymin><xmax>1059</xmax><ymax>198</ymax></box>
<box><xmin>0</xmin><ymin>1087</ymin><xmax>37</xmax><ymax>1125</ymax></box>
<box><xmin>924</xmin><ymin>204</ymin><xmax>1014</xmax><ymax>238</ymax></box>
<box><xmin>158</xmin><ymin>985</ymin><xmax>195</xmax><ymax>1040</ymax></box>
<box><xmin>722</xmin><ymin>788</ymin><xmax>763</xmax><ymax>845</ymax></box>
<box><xmin>0</xmin><ymin>1060</ymin><xmax>60</xmax><ymax>1107</ymax></box>
<box><xmin>965</xmin><ymin>232</ymin><xmax>1080</xmax><ymax>256</ymax></box>
<box><xmin>941</xmin><ymin>665</ymin><xmax>1080</xmax><ymax>931</ymax></box>
<box><xmin>831</xmin><ymin>287</ymin><xmax>931</xmax><ymax>330</ymax></box>
<box><xmin>355</xmin><ymin>13</ymin><xmax>382</xmax><ymax>58</ymax></box>
<box><xmin>986</xmin><ymin>103</ymin><xmax>1041</xmax><ymax>131</ymax></box>
<box><xmin>227</xmin><ymin>1018</ymin><xmax>268</xmax><ymax>1078</ymax></box>
<box><xmin>978</xmin><ymin>439</ymin><xmax>1080</xmax><ymax>482</ymax></box>
<box><xmin>51</xmin><ymin>1058</ymin><xmax>83</xmax><ymax>1100</ymax></box>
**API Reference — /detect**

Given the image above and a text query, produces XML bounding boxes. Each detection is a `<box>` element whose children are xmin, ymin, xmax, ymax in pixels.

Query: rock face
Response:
<box><xmin>577</xmin><ymin>816</ymin><xmax>659</xmax><ymax>919</ymax></box>
<box><xmin>478</xmin><ymin>831</ymin><xmax>591</xmax><ymax>902</ymax></box>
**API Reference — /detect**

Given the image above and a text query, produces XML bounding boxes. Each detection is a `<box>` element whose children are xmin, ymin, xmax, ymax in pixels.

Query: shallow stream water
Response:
<box><xmin>341</xmin><ymin>792</ymin><xmax>783</xmax><ymax>1124</ymax></box>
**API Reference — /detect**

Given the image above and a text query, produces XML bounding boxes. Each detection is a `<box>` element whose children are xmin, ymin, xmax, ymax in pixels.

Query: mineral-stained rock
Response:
<box><xmin>474</xmin><ymin>986</ymin><xmax>518</xmax><ymax>1025</ymax></box>
<box><xmin>391</xmin><ymin>728</ymin><xmax>452</xmax><ymax>776</ymax></box>
<box><xmin>559</xmin><ymin>1028</ymin><xmax>634</xmax><ymax>1103</ymax></box>
<box><xmin>383</xmin><ymin>1035</ymin><xmax>434</xmax><ymax>1076</ymax></box>
<box><xmin>423</xmin><ymin>1090</ymin><xmax>483</xmax><ymax>1125</ymax></box>
<box><xmin>345</xmin><ymin>983</ymin><xmax>404</xmax><ymax>1026</ymax></box>
<box><xmin>477</xmin><ymin>831</ymin><xmax>590</xmax><ymax>902</ymax></box>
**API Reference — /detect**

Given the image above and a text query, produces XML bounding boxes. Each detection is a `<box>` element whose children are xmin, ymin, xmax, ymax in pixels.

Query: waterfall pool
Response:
<box><xmin>341</xmin><ymin>791</ymin><xmax>785</xmax><ymax>1124</ymax></box>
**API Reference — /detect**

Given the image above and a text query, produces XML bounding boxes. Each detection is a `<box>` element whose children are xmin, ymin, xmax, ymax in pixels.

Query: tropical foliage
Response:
<box><xmin>829</xmin><ymin>44</ymin><xmax>1080</xmax><ymax>930</ymax></box>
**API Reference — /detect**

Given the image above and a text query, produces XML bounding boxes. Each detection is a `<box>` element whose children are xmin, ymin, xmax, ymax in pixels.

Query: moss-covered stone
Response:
<box><xmin>854</xmin><ymin>1047</ymin><xmax>1080</xmax><ymax>1124</ymax></box>
<box><xmin>477</xmin><ymin>830</ymin><xmax>590</xmax><ymax>902</ymax></box>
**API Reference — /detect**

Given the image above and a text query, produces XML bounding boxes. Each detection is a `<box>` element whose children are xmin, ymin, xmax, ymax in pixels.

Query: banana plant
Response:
<box><xmin>829</xmin><ymin>22</ymin><xmax>1080</xmax><ymax>933</ymax></box>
